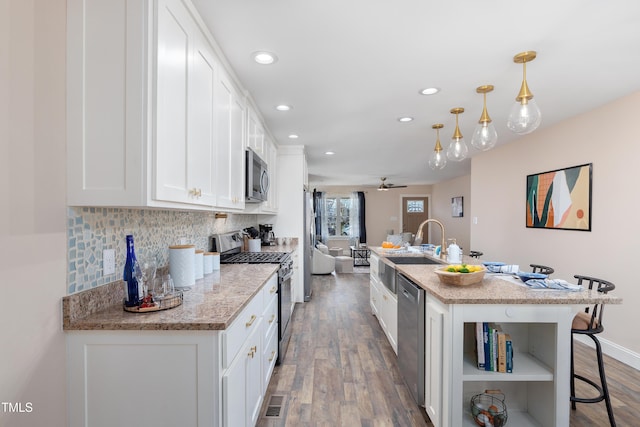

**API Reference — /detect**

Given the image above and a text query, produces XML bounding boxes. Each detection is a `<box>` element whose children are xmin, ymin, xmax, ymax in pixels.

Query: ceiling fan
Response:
<box><xmin>377</xmin><ymin>177</ymin><xmax>407</xmax><ymax>191</ymax></box>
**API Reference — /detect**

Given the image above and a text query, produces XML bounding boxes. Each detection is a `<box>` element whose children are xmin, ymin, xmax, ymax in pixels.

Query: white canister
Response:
<box><xmin>248</xmin><ymin>238</ymin><xmax>261</xmax><ymax>252</ymax></box>
<box><xmin>203</xmin><ymin>252</ymin><xmax>214</xmax><ymax>274</ymax></box>
<box><xmin>194</xmin><ymin>249</ymin><xmax>204</xmax><ymax>279</ymax></box>
<box><xmin>169</xmin><ymin>244</ymin><xmax>195</xmax><ymax>288</ymax></box>
<box><xmin>211</xmin><ymin>252</ymin><xmax>220</xmax><ymax>270</ymax></box>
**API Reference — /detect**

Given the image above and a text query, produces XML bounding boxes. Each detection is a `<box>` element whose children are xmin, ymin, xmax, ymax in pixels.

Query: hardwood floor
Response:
<box><xmin>257</xmin><ymin>270</ymin><xmax>640</xmax><ymax>427</ymax></box>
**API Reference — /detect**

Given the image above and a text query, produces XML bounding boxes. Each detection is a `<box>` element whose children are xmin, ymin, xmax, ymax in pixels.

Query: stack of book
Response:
<box><xmin>475</xmin><ymin>322</ymin><xmax>513</xmax><ymax>373</ymax></box>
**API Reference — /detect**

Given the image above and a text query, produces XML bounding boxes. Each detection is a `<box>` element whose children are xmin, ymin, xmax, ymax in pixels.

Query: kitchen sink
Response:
<box><xmin>386</xmin><ymin>256</ymin><xmax>441</xmax><ymax>265</ymax></box>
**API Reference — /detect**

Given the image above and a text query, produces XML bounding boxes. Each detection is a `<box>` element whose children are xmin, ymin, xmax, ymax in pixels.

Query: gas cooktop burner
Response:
<box><xmin>221</xmin><ymin>252</ymin><xmax>289</xmax><ymax>264</ymax></box>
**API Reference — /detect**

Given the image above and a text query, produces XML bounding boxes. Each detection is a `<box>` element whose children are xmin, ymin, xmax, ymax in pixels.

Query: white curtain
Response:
<box><xmin>349</xmin><ymin>192</ymin><xmax>360</xmax><ymax>245</ymax></box>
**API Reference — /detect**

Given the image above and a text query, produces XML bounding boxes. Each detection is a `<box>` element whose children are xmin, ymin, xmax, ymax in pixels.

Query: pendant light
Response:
<box><xmin>447</xmin><ymin>108</ymin><xmax>468</xmax><ymax>161</ymax></box>
<box><xmin>471</xmin><ymin>85</ymin><xmax>498</xmax><ymax>151</ymax></box>
<box><xmin>428</xmin><ymin>124</ymin><xmax>446</xmax><ymax>170</ymax></box>
<box><xmin>507</xmin><ymin>51</ymin><xmax>542</xmax><ymax>135</ymax></box>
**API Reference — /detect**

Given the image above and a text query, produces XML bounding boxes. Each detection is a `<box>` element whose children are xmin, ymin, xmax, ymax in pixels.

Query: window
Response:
<box><xmin>407</xmin><ymin>200</ymin><xmax>424</xmax><ymax>213</ymax></box>
<box><xmin>325</xmin><ymin>196</ymin><xmax>351</xmax><ymax>236</ymax></box>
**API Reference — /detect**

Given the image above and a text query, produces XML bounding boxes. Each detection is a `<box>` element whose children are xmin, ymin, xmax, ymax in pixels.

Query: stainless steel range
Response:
<box><xmin>211</xmin><ymin>231</ymin><xmax>293</xmax><ymax>365</ymax></box>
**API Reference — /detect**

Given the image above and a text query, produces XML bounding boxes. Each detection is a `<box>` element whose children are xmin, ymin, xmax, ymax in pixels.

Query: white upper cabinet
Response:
<box><xmin>154</xmin><ymin>0</ymin><xmax>216</xmax><ymax>207</ymax></box>
<box><xmin>67</xmin><ymin>0</ymin><xmax>277</xmax><ymax>213</ymax></box>
<box><xmin>67</xmin><ymin>0</ymin><xmax>149</xmax><ymax>207</ymax></box>
<box><xmin>214</xmin><ymin>70</ymin><xmax>246</xmax><ymax>210</ymax></box>
<box><xmin>247</xmin><ymin>108</ymin><xmax>265</xmax><ymax>159</ymax></box>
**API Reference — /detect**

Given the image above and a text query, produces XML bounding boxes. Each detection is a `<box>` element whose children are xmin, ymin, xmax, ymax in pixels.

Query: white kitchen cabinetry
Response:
<box><xmin>68</xmin><ymin>0</ymin><xmax>218</xmax><ymax>209</ymax></box>
<box><xmin>369</xmin><ymin>260</ymin><xmax>398</xmax><ymax>354</ymax></box>
<box><xmin>424</xmin><ymin>294</ymin><xmax>449</xmax><ymax>427</ymax></box>
<box><xmin>247</xmin><ymin>108</ymin><xmax>265</xmax><ymax>158</ymax></box>
<box><xmin>441</xmin><ymin>304</ymin><xmax>572</xmax><ymax>427</ymax></box>
<box><xmin>214</xmin><ymin>69</ymin><xmax>246</xmax><ymax>210</ymax></box>
<box><xmin>67</xmin><ymin>274</ymin><xmax>278</xmax><ymax>427</ymax></box>
<box><xmin>222</xmin><ymin>273</ymin><xmax>277</xmax><ymax>427</ymax></box>
<box><xmin>154</xmin><ymin>0</ymin><xmax>216</xmax><ymax>206</ymax></box>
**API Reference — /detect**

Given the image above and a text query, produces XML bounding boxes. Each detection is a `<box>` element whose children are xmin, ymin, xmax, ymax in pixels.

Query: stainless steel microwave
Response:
<box><xmin>246</xmin><ymin>148</ymin><xmax>269</xmax><ymax>203</ymax></box>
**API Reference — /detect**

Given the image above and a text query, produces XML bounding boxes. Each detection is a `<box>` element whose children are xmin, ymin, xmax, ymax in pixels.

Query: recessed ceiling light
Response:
<box><xmin>398</xmin><ymin>117</ymin><xmax>413</xmax><ymax>122</ymax></box>
<box><xmin>288</xmin><ymin>134</ymin><xmax>299</xmax><ymax>139</ymax></box>
<box><xmin>252</xmin><ymin>51</ymin><xmax>278</xmax><ymax>65</ymax></box>
<box><xmin>420</xmin><ymin>87</ymin><xmax>440</xmax><ymax>95</ymax></box>
<box><xmin>275</xmin><ymin>105</ymin><xmax>292</xmax><ymax>111</ymax></box>
<box><xmin>325</xmin><ymin>151</ymin><xmax>335</xmax><ymax>155</ymax></box>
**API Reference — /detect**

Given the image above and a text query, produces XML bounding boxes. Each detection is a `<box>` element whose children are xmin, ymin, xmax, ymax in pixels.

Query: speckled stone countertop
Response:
<box><xmin>370</xmin><ymin>247</ymin><xmax>622</xmax><ymax>306</ymax></box>
<box><xmin>63</xmin><ymin>263</ymin><xmax>279</xmax><ymax>331</ymax></box>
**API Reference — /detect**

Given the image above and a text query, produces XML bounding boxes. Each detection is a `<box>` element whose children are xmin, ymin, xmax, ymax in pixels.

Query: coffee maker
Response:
<box><xmin>259</xmin><ymin>224</ymin><xmax>275</xmax><ymax>246</ymax></box>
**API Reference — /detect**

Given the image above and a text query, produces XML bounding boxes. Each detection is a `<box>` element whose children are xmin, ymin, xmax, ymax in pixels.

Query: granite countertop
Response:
<box><xmin>396</xmin><ymin>264</ymin><xmax>623</xmax><ymax>306</ymax></box>
<box><xmin>63</xmin><ymin>263</ymin><xmax>279</xmax><ymax>331</ymax></box>
<box><xmin>370</xmin><ymin>246</ymin><xmax>622</xmax><ymax>306</ymax></box>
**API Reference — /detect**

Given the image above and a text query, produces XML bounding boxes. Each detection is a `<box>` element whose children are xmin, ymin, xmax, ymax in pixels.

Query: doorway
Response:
<box><xmin>402</xmin><ymin>196</ymin><xmax>429</xmax><ymax>242</ymax></box>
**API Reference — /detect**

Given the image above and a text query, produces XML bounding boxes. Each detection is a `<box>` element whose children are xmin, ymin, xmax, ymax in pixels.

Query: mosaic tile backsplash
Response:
<box><xmin>67</xmin><ymin>207</ymin><xmax>258</xmax><ymax>294</ymax></box>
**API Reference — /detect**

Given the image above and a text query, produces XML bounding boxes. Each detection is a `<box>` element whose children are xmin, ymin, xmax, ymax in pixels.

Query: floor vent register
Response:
<box><xmin>264</xmin><ymin>394</ymin><xmax>286</xmax><ymax>418</ymax></box>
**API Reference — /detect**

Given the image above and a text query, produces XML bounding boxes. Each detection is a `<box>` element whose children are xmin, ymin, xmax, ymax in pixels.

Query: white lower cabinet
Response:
<box><xmin>223</xmin><ymin>323</ymin><xmax>262</xmax><ymax>427</ymax></box>
<box><xmin>66</xmin><ymin>274</ymin><xmax>278</xmax><ymax>427</ymax></box>
<box><xmin>424</xmin><ymin>294</ymin><xmax>449</xmax><ymax>427</ymax></box>
<box><xmin>369</xmin><ymin>273</ymin><xmax>397</xmax><ymax>354</ymax></box>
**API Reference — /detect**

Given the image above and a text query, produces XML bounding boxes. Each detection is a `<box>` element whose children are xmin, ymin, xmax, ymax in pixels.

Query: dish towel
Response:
<box><xmin>524</xmin><ymin>278</ymin><xmax>583</xmax><ymax>291</ymax></box>
<box><xmin>486</xmin><ymin>264</ymin><xmax>519</xmax><ymax>274</ymax></box>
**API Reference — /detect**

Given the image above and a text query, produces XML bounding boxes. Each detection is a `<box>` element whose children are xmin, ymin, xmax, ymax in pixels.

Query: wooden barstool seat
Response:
<box><xmin>570</xmin><ymin>275</ymin><xmax>616</xmax><ymax>426</ymax></box>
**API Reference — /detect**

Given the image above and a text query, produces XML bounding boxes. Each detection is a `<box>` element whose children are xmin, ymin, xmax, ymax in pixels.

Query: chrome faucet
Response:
<box><xmin>414</xmin><ymin>218</ymin><xmax>446</xmax><ymax>257</ymax></box>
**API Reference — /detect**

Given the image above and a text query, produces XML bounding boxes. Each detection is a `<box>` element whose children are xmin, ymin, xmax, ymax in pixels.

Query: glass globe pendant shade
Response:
<box><xmin>429</xmin><ymin>149</ymin><xmax>446</xmax><ymax>170</ymax></box>
<box><xmin>471</xmin><ymin>85</ymin><xmax>498</xmax><ymax>151</ymax></box>
<box><xmin>447</xmin><ymin>108</ymin><xmax>468</xmax><ymax>162</ymax></box>
<box><xmin>507</xmin><ymin>51</ymin><xmax>541</xmax><ymax>135</ymax></box>
<box><xmin>428</xmin><ymin>123</ymin><xmax>447</xmax><ymax>170</ymax></box>
<box><xmin>507</xmin><ymin>98</ymin><xmax>542</xmax><ymax>135</ymax></box>
<box><xmin>447</xmin><ymin>137</ymin><xmax>468</xmax><ymax>161</ymax></box>
<box><xmin>471</xmin><ymin>121</ymin><xmax>498</xmax><ymax>151</ymax></box>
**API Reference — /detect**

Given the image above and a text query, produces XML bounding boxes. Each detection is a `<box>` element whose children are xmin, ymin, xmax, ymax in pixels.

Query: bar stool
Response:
<box><xmin>530</xmin><ymin>264</ymin><xmax>554</xmax><ymax>275</ymax></box>
<box><xmin>469</xmin><ymin>251</ymin><xmax>483</xmax><ymax>259</ymax></box>
<box><xmin>570</xmin><ymin>275</ymin><xmax>616</xmax><ymax>426</ymax></box>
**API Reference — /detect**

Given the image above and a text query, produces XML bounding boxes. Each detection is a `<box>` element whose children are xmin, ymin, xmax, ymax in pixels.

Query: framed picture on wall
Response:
<box><xmin>452</xmin><ymin>196</ymin><xmax>463</xmax><ymax>217</ymax></box>
<box><xmin>526</xmin><ymin>163</ymin><xmax>592</xmax><ymax>231</ymax></box>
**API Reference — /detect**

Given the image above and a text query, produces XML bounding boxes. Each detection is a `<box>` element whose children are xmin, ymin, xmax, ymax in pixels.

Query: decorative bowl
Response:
<box><xmin>515</xmin><ymin>271</ymin><xmax>547</xmax><ymax>282</ymax></box>
<box><xmin>434</xmin><ymin>266</ymin><xmax>486</xmax><ymax>286</ymax></box>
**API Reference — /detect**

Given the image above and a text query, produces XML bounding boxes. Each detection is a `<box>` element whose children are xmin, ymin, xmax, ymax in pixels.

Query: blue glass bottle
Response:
<box><xmin>123</xmin><ymin>235</ymin><xmax>140</xmax><ymax>307</ymax></box>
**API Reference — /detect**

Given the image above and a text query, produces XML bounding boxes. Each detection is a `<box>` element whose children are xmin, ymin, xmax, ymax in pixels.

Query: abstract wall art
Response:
<box><xmin>526</xmin><ymin>163</ymin><xmax>592</xmax><ymax>231</ymax></box>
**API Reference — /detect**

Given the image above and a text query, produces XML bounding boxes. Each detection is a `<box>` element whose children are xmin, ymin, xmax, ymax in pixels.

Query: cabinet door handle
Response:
<box><xmin>270</xmin><ymin>286</ymin><xmax>276</xmax><ymax>294</ymax></box>
<box><xmin>268</xmin><ymin>351</ymin><xmax>275</xmax><ymax>362</ymax></box>
<box><xmin>251</xmin><ymin>345</ymin><xmax>257</xmax><ymax>353</ymax></box>
<box><xmin>248</xmin><ymin>350</ymin><xmax>254</xmax><ymax>358</ymax></box>
<box><xmin>269</xmin><ymin>314</ymin><xmax>276</xmax><ymax>324</ymax></box>
<box><xmin>246</xmin><ymin>315</ymin><xmax>257</xmax><ymax>327</ymax></box>
<box><xmin>383</xmin><ymin>295</ymin><xmax>388</xmax><ymax>301</ymax></box>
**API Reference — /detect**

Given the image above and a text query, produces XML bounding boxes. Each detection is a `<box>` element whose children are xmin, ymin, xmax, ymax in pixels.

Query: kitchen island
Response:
<box><xmin>63</xmin><ymin>263</ymin><xmax>279</xmax><ymax>427</ymax></box>
<box><xmin>369</xmin><ymin>247</ymin><xmax>622</xmax><ymax>427</ymax></box>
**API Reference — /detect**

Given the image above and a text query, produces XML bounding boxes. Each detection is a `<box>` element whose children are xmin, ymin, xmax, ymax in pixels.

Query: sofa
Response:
<box><xmin>312</xmin><ymin>246</ymin><xmax>335</xmax><ymax>274</ymax></box>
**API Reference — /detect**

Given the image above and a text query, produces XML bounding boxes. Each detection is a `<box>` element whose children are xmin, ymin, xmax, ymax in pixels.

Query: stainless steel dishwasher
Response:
<box><xmin>397</xmin><ymin>273</ymin><xmax>425</xmax><ymax>406</ymax></box>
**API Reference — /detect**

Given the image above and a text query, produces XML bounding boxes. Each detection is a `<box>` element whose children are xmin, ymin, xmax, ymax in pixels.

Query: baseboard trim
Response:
<box><xmin>574</xmin><ymin>335</ymin><xmax>640</xmax><ymax>371</ymax></box>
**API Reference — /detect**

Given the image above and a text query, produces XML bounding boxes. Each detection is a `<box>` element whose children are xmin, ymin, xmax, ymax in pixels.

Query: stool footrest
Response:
<box><xmin>571</xmin><ymin>374</ymin><xmax>605</xmax><ymax>404</ymax></box>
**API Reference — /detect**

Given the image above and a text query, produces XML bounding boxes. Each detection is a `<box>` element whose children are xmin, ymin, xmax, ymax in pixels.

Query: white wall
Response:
<box><xmin>0</xmin><ymin>0</ymin><xmax>68</xmax><ymax>425</ymax></box>
<box><xmin>471</xmin><ymin>92</ymin><xmax>640</xmax><ymax>364</ymax></box>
